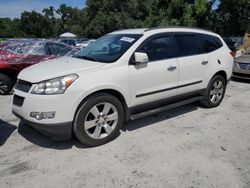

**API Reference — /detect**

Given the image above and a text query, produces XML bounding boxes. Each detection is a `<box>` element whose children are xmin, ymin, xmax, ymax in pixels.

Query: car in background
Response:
<box><xmin>0</xmin><ymin>40</ymin><xmax>73</xmax><ymax>95</ymax></box>
<box><xmin>76</xmin><ymin>38</ymin><xmax>89</xmax><ymax>43</ymax></box>
<box><xmin>0</xmin><ymin>42</ymin><xmax>9</xmax><ymax>50</ymax></box>
<box><xmin>0</xmin><ymin>41</ymin><xmax>10</xmax><ymax>50</ymax></box>
<box><xmin>58</xmin><ymin>38</ymin><xmax>77</xmax><ymax>46</ymax></box>
<box><xmin>76</xmin><ymin>39</ymin><xmax>96</xmax><ymax>48</ymax></box>
<box><xmin>233</xmin><ymin>47</ymin><xmax>250</xmax><ymax>79</ymax></box>
<box><xmin>230</xmin><ymin>37</ymin><xmax>243</xmax><ymax>48</ymax></box>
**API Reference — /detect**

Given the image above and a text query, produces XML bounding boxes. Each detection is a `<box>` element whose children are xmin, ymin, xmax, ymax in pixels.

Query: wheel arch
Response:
<box><xmin>0</xmin><ymin>68</ymin><xmax>18</xmax><ymax>81</ymax></box>
<box><xmin>212</xmin><ymin>70</ymin><xmax>227</xmax><ymax>82</ymax></box>
<box><xmin>74</xmin><ymin>89</ymin><xmax>130</xmax><ymax>122</ymax></box>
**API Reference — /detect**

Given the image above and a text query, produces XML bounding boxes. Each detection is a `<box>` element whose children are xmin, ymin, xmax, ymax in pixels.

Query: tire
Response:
<box><xmin>73</xmin><ymin>93</ymin><xmax>124</xmax><ymax>147</ymax></box>
<box><xmin>0</xmin><ymin>73</ymin><xmax>14</xmax><ymax>95</ymax></box>
<box><xmin>200</xmin><ymin>75</ymin><xmax>226</xmax><ymax>108</ymax></box>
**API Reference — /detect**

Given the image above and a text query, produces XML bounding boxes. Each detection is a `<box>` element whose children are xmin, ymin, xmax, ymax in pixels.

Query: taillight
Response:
<box><xmin>230</xmin><ymin>51</ymin><xmax>236</xmax><ymax>57</ymax></box>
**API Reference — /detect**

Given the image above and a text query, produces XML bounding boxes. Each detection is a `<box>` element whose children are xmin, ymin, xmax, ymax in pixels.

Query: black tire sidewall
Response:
<box><xmin>205</xmin><ymin>75</ymin><xmax>226</xmax><ymax>107</ymax></box>
<box><xmin>0</xmin><ymin>73</ymin><xmax>14</xmax><ymax>95</ymax></box>
<box><xmin>73</xmin><ymin>93</ymin><xmax>124</xmax><ymax>146</ymax></box>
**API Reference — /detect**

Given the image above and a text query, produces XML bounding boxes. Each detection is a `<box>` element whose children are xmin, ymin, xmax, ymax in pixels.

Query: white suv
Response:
<box><xmin>12</xmin><ymin>27</ymin><xmax>233</xmax><ymax>146</ymax></box>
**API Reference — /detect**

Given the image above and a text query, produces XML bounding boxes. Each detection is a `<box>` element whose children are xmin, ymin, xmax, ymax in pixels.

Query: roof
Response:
<box><xmin>110</xmin><ymin>29</ymin><xmax>147</xmax><ymax>34</ymax></box>
<box><xmin>110</xmin><ymin>26</ymin><xmax>217</xmax><ymax>36</ymax></box>
<box><xmin>60</xmin><ymin>32</ymin><xmax>77</xmax><ymax>38</ymax></box>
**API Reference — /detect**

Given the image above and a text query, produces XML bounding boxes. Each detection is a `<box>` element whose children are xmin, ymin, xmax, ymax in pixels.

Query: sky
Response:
<box><xmin>212</xmin><ymin>0</ymin><xmax>220</xmax><ymax>10</ymax></box>
<box><xmin>0</xmin><ymin>0</ymin><xmax>86</xmax><ymax>19</ymax></box>
<box><xmin>0</xmin><ymin>0</ymin><xmax>220</xmax><ymax>19</ymax></box>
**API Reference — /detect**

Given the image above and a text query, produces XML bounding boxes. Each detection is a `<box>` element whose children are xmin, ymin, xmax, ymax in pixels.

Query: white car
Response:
<box><xmin>12</xmin><ymin>27</ymin><xmax>233</xmax><ymax>146</ymax></box>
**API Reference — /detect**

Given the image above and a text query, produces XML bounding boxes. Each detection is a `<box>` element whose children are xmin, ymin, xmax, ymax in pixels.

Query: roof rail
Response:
<box><xmin>144</xmin><ymin>26</ymin><xmax>215</xmax><ymax>34</ymax></box>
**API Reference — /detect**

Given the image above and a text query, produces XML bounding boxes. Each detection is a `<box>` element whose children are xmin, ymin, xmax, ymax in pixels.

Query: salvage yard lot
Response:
<box><xmin>0</xmin><ymin>79</ymin><xmax>250</xmax><ymax>188</ymax></box>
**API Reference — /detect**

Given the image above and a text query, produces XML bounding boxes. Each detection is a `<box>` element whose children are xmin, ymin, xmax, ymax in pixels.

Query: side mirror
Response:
<box><xmin>132</xmin><ymin>52</ymin><xmax>149</xmax><ymax>65</ymax></box>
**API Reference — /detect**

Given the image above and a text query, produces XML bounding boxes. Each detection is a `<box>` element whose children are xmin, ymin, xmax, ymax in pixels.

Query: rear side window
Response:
<box><xmin>138</xmin><ymin>36</ymin><xmax>174</xmax><ymax>61</ymax></box>
<box><xmin>200</xmin><ymin>34</ymin><xmax>223</xmax><ymax>53</ymax></box>
<box><xmin>174</xmin><ymin>34</ymin><xmax>201</xmax><ymax>56</ymax></box>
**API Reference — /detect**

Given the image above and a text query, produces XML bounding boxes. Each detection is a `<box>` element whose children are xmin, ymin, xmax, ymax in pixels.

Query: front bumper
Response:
<box><xmin>233</xmin><ymin>63</ymin><xmax>250</xmax><ymax>79</ymax></box>
<box><xmin>13</xmin><ymin>111</ymin><xmax>72</xmax><ymax>140</ymax></box>
<box><xmin>232</xmin><ymin>72</ymin><xmax>250</xmax><ymax>80</ymax></box>
<box><xmin>11</xmin><ymin>87</ymin><xmax>84</xmax><ymax>140</ymax></box>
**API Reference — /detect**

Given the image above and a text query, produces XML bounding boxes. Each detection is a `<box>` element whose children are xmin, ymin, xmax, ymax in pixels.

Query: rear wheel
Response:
<box><xmin>0</xmin><ymin>73</ymin><xmax>14</xmax><ymax>95</ymax></box>
<box><xmin>200</xmin><ymin>75</ymin><xmax>226</xmax><ymax>108</ymax></box>
<box><xmin>73</xmin><ymin>93</ymin><xmax>124</xmax><ymax>147</ymax></box>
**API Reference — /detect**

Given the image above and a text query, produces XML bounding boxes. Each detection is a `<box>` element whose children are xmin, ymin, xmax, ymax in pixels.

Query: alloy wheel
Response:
<box><xmin>84</xmin><ymin>102</ymin><xmax>118</xmax><ymax>139</ymax></box>
<box><xmin>210</xmin><ymin>80</ymin><xmax>224</xmax><ymax>104</ymax></box>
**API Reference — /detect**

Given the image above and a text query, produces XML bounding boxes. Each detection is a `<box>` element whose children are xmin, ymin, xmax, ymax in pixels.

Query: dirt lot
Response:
<box><xmin>0</xmin><ymin>79</ymin><xmax>250</xmax><ymax>188</ymax></box>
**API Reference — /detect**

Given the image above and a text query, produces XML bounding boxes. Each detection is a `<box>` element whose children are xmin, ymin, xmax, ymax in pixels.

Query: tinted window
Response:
<box><xmin>200</xmin><ymin>34</ymin><xmax>223</xmax><ymax>53</ymax></box>
<box><xmin>174</xmin><ymin>34</ymin><xmax>201</xmax><ymax>56</ymax></box>
<box><xmin>138</xmin><ymin>36</ymin><xmax>174</xmax><ymax>61</ymax></box>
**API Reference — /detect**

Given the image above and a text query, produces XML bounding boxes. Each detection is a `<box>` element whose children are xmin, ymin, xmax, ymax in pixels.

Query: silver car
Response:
<box><xmin>233</xmin><ymin>48</ymin><xmax>250</xmax><ymax>79</ymax></box>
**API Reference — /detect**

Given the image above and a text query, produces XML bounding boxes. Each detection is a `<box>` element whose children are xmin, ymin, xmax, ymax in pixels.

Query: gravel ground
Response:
<box><xmin>0</xmin><ymin>79</ymin><xmax>250</xmax><ymax>188</ymax></box>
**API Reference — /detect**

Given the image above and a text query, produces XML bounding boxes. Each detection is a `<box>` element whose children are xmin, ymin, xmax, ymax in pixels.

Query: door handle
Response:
<box><xmin>167</xmin><ymin>65</ymin><xmax>177</xmax><ymax>71</ymax></box>
<box><xmin>201</xmin><ymin>60</ymin><xmax>209</xmax><ymax>65</ymax></box>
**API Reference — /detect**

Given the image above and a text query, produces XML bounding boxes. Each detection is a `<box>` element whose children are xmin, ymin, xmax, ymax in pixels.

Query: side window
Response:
<box><xmin>200</xmin><ymin>34</ymin><xmax>223</xmax><ymax>53</ymax></box>
<box><xmin>174</xmin><ymin>34</ymin><xmax>201</xmax><ymax>56</ymax></box>
<box><xmin>48</xmin><ymin>43</ymin><xmax>71</xmax><ymax>56</ymax></box>
<box><xmin>138</xmin><ymin>36</ymin><xmax>174</xmax><ymax>61</ymax></box>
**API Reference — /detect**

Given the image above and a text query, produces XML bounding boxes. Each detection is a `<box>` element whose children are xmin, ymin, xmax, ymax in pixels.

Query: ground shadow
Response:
<box><xmin>122</xmin><ymin>102</ymin><xmax>199</xmax><ymax>132</ymax></box>
<box><xmin>0</xmin><ymin>119</ymin><xmax>17</xmax><ymax>146</ymax></box>
<box><xmin>231</xmin><ymin>77</ymin><xmax>250</xmax><ymax>84</ymax></box>
<box><xmin>18</xmin><ymin>121</ymin><xmax>87</xmax><ymax>150</ymax></box>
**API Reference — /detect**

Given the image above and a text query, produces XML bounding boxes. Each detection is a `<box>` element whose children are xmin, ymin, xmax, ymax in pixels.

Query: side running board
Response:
<box><xmin>129</xmin><ymin>96</ymin><xmax>204</xmax><ymax>120</ymax></box>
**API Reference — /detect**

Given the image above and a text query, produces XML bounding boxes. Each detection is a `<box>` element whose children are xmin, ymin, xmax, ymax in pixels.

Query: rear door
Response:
<box><xmin>129</xmin><ymin>33</ymin><xmax>179</xmax><ymax>106</ymax></box>
<box><xmin>174</xmin><ymin>32</ymin><xmax>208</xmax><ymax>94</ymax></box>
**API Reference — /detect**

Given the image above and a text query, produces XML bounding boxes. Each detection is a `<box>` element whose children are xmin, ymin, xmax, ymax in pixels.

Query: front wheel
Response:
<box><xmin>200</xmin><ymin>75</ymin><xmax>226</xmax><ymax>108</ymax></box>
<box><xmin>0</xmin><ymin>73</ymin><xmax>14</xmax><ymax>95</ymax></box>
<box><xmin>73</xmin><ymin>93</ymin><xmax>124</xmax><ymax>147</ymax></box>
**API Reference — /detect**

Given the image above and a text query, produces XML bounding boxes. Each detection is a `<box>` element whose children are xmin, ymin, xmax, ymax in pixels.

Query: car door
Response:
<box><xmin>174</xmin><ymin>32</ymin><xmax>208</xmax><ymax>94</ymax></box>
<box><xmin>129</xmin><ymin>33</ymin><xmax>179</xmax><ymax>107</ymax></box>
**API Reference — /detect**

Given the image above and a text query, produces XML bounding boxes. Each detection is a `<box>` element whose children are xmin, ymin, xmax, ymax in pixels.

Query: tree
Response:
<box><xmin>20</xmin><ymin>11</ymin><xmax>54</xmax><ymax>38</ymax></box>
<box><xmin>0</xmin><ymin>18</ymin><xmax>24</xmax><ymax>38</ymax></box>
<box><xmin>212</xmin><ymin>0</ymin><xmax>250</xmax><ymax>36</ymax></box>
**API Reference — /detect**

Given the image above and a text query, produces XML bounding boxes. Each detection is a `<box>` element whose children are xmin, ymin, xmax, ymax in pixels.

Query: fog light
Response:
<box><xmin>30</xmin><ymin>111</ymin><xmax>56</xmax><ymax>120</ymax></box>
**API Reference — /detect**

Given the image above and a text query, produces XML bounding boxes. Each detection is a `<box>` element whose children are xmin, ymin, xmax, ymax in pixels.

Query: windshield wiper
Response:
<box><xmin>75</xmin><ymin>55</ymin><xmax>97</xmax><ymax>62</ymax></box>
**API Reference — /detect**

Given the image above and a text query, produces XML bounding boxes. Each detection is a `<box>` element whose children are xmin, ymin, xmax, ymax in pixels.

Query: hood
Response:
<box><xmin>18</xmin><ymin>57</ymin><xmax>106</xmax><ymax>83</ymax></box>
<box><xmin>235</xmin><ymin>55</ymin><xmax>250</xmax><ymax>63</ymax></box>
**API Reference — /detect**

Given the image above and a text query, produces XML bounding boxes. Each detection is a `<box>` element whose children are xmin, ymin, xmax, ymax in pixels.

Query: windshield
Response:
<box><xmin>3</xmin><ymin>41</ymin><xmax>47</xmax><ymax>55</ymax></box>
<box><xmin>74</xmin><ymin>34</ymin><xmax>142</xmax><ymax>63</ymax></box>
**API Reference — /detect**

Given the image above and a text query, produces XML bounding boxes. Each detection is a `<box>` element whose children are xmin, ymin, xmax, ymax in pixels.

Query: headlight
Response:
<box><xmin>31</xmin><ymin>74</ymin><xmax>78</xmax><ymax>95</ymax></box>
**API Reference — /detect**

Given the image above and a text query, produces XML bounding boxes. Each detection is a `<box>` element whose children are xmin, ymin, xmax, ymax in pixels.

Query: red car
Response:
<box><xmin>0</xmin><ymin>42</ymin><xmax>9</xmax><ymax>50</ymax></box>
<box><xmin>0</xmin><ymin>40</ymin><xmax>73</xmax><ymax>95</ymax></box>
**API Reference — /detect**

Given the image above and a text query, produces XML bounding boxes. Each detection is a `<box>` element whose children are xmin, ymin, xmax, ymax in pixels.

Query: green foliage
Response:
<box><xmin>212</xmin><ymin>0</ymin><xmax>250</xmax><ymax>36</ymax></box>
<box><xmin>0</xmin><ymin>18</ymin><xmax>24</xmax><ymax>38</ymax></box>
<box><xmin>0</xmin><ymin>0</ymin><xmax>249</xmax><ymax>38</ymax></box>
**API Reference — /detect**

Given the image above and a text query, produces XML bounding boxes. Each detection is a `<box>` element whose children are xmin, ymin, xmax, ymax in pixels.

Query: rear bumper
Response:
<box><xmin>13</xmin><ymin>110</ymin><xmax>72</xmax><ymax>140</ymax></box>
